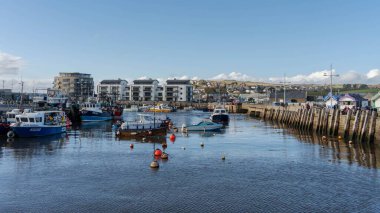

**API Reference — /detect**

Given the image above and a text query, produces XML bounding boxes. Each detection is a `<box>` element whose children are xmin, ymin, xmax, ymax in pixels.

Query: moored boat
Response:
<box><xmin>148</xmin><ymin>104</ymin><xmax>173</xmax><ymax>113</ymax></box>
<box><xmin>8</xmin><ymin>111</ymin><xmax>67</xmax><ymax>138</ymax></box>
<box><xmin>80</xmin><ymin>102</ymin><xmax>112</xmax><ymax>122</ymax></box>
<box><xmin>116</xmin><ymin>114</ymin><xmax>168</xmax><ymax>138</ymax></box>
<box><xmin>210</xmin><ymin>106</ymin><xmax>229</xmax><ymax>124</ymax></box>
<box><xmin>123</xmin><ymin>105</ymin><xmax>140</xmax><ymax>112</ymax></box>
<box><xmin>181</xmin><ymin>120</ymin><xmax>223</xmax><ymax>132</ymax></box>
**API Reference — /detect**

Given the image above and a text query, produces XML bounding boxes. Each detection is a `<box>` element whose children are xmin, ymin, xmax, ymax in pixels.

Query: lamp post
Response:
<box><xmin>280</xmin><ymin>74</ymin><xmax>291</xmax><ymax>104</ymax></box>
<box><xmin>324</xmin><ymin>65</ymin><xmax>339</xmax><ymax>108</ymax></box>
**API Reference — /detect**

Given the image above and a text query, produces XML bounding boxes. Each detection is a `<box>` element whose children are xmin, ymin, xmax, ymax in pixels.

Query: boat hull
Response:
<box><xmin>81</xmin><ymin>110</ymin><xmax>112</xmax><ymax>122</ymax></box>
<box><xmin>116</xmin><ymin>127</ymin><xmax>167</xmax><ymax>138</ymax></box>
<box><xmin>81</xmin><ymin>115</ymin><xmax>112</xmax><ymax>122</ymax></box>
<box><xmin>11</xmin><ymin>126</ymin><xmax>66</xmax><ymax>137</ymax></box>
<box><xmin>210</xmin><ymin>114</ymin><xmax>229</xmax><ymax>124</ymax></box>
<box><xmin>0</xmin><ymin>123</ymin><xmax>10</xmax><ymax>136</ymax></box>
<box><xmin>185</xmin><ymin>126</ymin><xmax>222</xmax><ymax>131</ymax></box>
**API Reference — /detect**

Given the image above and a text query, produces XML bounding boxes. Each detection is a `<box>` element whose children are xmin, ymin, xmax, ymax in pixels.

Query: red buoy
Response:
<box><xmin>130</xmin><ymin>144</ymin><xmax>134</xmax><ymax>149</ymax></box>
<box><xmin>169</xmin><ymin>134</ymin><xmax>176</xmax><ymax>141</ymax></box>
<box><xmin>154</xmin><ymin>148</ymin><xmax>162</xmax><ymax>156</ymax></box>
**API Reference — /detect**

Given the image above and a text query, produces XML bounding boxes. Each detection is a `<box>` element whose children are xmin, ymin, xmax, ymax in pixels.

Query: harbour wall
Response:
<box><xmin>243</xmin><ymin>104</ymin><xmax>380</xmax><ymax>144</ymax></box>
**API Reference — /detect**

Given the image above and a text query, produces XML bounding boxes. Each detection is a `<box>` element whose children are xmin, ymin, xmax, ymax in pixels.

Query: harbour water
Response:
<box><xmin>0</xmin><ymin>111</ymin><xmax>379</xmax><ymax>212</ymax></box>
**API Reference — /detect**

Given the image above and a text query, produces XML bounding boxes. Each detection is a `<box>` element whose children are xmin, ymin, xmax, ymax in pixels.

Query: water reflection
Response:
<box><xmin>272</xmin><ymin>121</ymin><xmax>379</xmax><ymax>169</ymax></box>
<box><xmin>117</xmin><ymin>135</ymin><xmax>167</xmax><ymax>144</ymax></box>
<box><xmin>0</xmin><ymin>133</ymin><xmax>67</xmax><ymax>160</ymax></box>
<box><xmin>71</xmin><ymin>121</ymin><xmax>114</xmax><ymax>140</ymax></box>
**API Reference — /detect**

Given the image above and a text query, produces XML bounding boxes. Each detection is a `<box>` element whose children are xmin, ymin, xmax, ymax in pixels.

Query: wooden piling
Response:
<box><xmin>332</xmin><ymin>109</ymin><xmax>340</xmax><ymax>136</ymax></box>
<box><xmin>359</xmin><ymin>110</ymin><xmax>369</xmax><ymax>142</ymax></box>
<box><xmin>368</xmin><ymin>111</ymin><xmax>377</xmax><ymax>143</ymax></box>
<box><xmin>316</xmin><ymin>108</ymin><xmax>322</xmax><ymax>132</ymax></box>
<box><xmin>308</xmin><ymin>108</ymin><xmax>315</xmax><ymax>130</ymax></box>
<box><xmin>351</xmin><ymin>110</ymin><xmax>361</xmax><ymax>140</ymax></box>
<box><xmin>343</xmin><ymin>109</ymin><xmax>352</xmax><ymax>139</ymax></box>
<box><xmin>263</xmin><ymin>108</ymin><xmax>267</xmax><ymax>120</ymax></box>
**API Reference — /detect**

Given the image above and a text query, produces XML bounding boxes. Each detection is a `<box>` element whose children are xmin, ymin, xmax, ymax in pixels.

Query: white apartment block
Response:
<box><xmin>164</xmin><ymin>79</ymin><xmax>193</xmax><ymax>102</ymax></box>
<box><xmin>130</xmin><ymin>79</ymin><xmax>159</xmax><ymax>101</ymax></box>
<box><xmin>97</xmin><ymin>79</ymin><xmax>128</xmax><ymax>102</ymax></box>
<box><xmin>95</xmin><ymin>78</ymin><xmax>193</xmax><ymax>102</ymax></box>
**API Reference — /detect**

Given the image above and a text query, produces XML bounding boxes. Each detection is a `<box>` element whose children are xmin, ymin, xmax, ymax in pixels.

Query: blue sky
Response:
<box><xmin>1</xmin><ymin>0</ymin><xmax>380</xmax><ymax>91</ymax></box>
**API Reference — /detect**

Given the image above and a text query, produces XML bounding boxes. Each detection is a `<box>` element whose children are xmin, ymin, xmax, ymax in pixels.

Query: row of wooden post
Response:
<box><xmin>262</xmin><ymin>108</ymin><xmax>377</xmax><ymax>143</ymax></box>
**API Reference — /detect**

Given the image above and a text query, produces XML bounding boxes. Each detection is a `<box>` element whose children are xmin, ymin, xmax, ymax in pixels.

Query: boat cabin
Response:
<box><xmin>213</xmin><ymin>108</ymin><xmax>228</xmax><ymax>114</ymax></box>
<box><xmin>14</xmin><ymin>111</ymin><xmax>66</xmax><ymax>126</ymax></box>
<box><xmin>81</xmin><ymin>102</ymin><xmax>103</xmax><ymax>113</ymax></box>
<box><xmin>6</xmin><ymin>109</ymin><xmax>31</xmax><ymax>123</ymax></box>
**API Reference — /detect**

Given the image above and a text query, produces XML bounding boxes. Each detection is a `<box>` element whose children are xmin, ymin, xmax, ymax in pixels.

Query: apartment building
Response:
<box><xmin>164</xmin><ymin>79</ymin><xmax>193</xmax><ymax>102</ymax></box>
<box><xmin>130</xmin><ymin>79</ymin><xmax>159</xmax><ymax>101</ymax></box>
<box><xmin>97</xmin><ymin>79</ymin><xmax>128</xmax><ymax>102</ymax></box>
<box><xmin>53</xmin><ymin>72</ymin><xmax>94</xmax><ymax>102</ymax></box>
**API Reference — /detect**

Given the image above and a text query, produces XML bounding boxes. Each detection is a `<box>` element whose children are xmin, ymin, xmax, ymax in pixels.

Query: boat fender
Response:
<box><xmin>148</xmin><ymin>131</ymin><xmax>152</xmax><ymax>135</ymax></box>
<box><xmin>116</xmin><ymin>131</ymin><xmax>120</xmax><ymax>135</ymax></box>
<box><xmin>7</xmin><ymin>131</ymin><xmax>15</xmax><ymax>138</ymax></box>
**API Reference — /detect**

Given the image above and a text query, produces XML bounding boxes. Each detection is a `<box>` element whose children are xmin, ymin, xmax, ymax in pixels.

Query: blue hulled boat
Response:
<box><xmin>8</xmin><ymin>111</ymin><xmax>67</xmax><ymax>138</ymax></box>
<box><xmin>80</xmin><ymin>102</ymin><xmax>112</xmax><ymax>122</ymax></box>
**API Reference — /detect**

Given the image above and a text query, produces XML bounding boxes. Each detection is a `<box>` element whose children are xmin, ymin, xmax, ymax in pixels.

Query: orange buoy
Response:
<box><xmin>130</xmin><ymin>144</ymin><xmax>134</xmax><ymax>149</ymax></box>
<box><xmin>154</xmin><ymin>148</ymin><xmax>162</xmax><ymax>156</ymax></box>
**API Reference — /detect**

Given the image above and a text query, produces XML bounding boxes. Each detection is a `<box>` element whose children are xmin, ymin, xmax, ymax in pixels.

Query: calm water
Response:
<box><xmin>0</xmin><ymin>111</ymin><xmax>379</xmax><ymax>212</ymax></box>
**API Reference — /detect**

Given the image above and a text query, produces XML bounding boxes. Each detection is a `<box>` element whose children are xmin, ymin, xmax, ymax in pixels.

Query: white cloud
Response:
<box><xmin>210</xmin><ymin>72</ymin><xmax>256</xmax><ymax>81</ymax></box>
<box><xmin>366</xmin><ymin>69</ymin><xmax>380</xmax><ymax>79</ymax></box>
<box><xmin>339</xmin><ymin>71</ymin><xmax>363</xmax><ymax>83</ymax></box>
<box><xmin>0</xmin><ymin>51</ymin><xmax>24</xmax><ymax>75</ymax></box>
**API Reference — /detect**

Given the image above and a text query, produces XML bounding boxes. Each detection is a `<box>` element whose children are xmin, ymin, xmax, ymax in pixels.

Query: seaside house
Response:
<box><xmin>324</xmin><ymin>93</ymin><xmax>340</xmax><ymax>108</ymax></box>
<box><xmin>370</xmin><ymin>92</ymin><xmax>380</xmax><ymax>111</ymax></box>
<box><xmin>338</xmin><ymin>93</ymin><xmax>368</xmax><ymax>110</ymax></box>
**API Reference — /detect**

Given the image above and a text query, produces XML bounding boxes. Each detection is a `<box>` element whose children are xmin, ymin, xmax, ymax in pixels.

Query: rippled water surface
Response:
<box><xmin>0</xmin><ymin>111</ymin><xmax>379</xmax><ymax>212</ymax></box>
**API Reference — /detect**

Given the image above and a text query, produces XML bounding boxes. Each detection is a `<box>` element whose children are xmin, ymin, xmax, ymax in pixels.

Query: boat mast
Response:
<box><xmin>19</xmin><ymin>80</ymin><xmax>24</xmax><ymax>109</ymax></box>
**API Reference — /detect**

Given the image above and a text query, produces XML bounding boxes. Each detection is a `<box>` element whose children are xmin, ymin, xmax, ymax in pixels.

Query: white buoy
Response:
<box><xmin>150</xmin><ymin>160</ymin><xmax>159</xmax><ymax>168</ymax></box>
